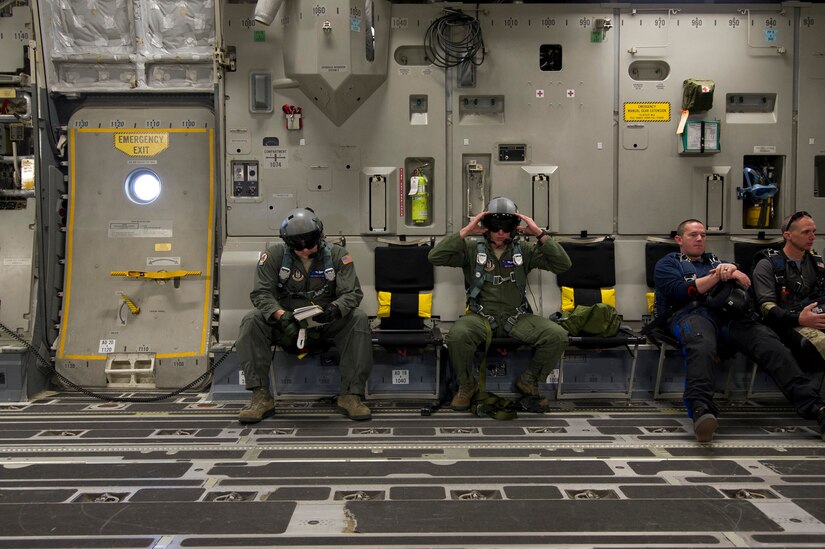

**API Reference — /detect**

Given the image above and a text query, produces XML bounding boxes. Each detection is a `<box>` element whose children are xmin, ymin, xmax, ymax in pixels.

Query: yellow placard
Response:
<box><xmin>0</xmin><ymin>88</ymin><xmax>16</xmax><ymax>99</ymax></box>
<box><xmin>623</xmin><ymin>102</ymin><xmax>671</xmax><ymax>122</ymax></box>
<box><xmin>114</xmin><ymin>132</ymin><xmax>169</xmax><ymax>157</ymax></box>
<box><xmin>154</xmin><ymin>243</ymin><xmax>172</xmax><ymax>252</ymax></box>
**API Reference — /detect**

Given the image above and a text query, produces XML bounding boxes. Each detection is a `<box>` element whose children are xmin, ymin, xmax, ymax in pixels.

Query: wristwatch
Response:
<box><xmin>536</xmin><ymin>229</ymin><xmax>550</xmax><ymax>241</ymax></box>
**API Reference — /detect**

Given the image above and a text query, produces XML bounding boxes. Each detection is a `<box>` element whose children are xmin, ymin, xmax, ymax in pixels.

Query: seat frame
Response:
<box><xmin>368</xmin><ymin>243</ymin><xmax>442</xmax><ymax>400</ymax></box>
<box><xmin>648</xmin><ymin>327</ymin><xmax>735</xmax><ymax>401</ymax></box>
<box><xmin>552</xmin><ymin>236</ymin><xmax>645</xmax><ymax>400</ymax></box>
<box><xmin>556</xmin><ymin>327</ymin><xmax>646</xmax><ymax>400</ymax></box>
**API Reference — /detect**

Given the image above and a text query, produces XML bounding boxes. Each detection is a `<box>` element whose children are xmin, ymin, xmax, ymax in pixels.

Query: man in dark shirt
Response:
<box><xmin>753</xmin><ymin>211</ymin><xmax>825</xmax><ymax>361</ymax></box>
<box><xmin>654</xmin><ymin>219</ymin><xmax>825</xmax><ymax>442</ymax></box>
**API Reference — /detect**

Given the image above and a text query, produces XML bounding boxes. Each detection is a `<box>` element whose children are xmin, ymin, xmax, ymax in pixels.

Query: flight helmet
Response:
<box><xmin>280</xmin><ymin>207</ymin><xmax>324</xmax><ymax>250</ymax></box>
<box><xmin>482</xmin><ymin>196</ymin><xmax>520</xmax><ymax>238</ymax></box>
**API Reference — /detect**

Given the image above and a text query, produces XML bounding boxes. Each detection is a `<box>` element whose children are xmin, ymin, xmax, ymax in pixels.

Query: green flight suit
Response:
<box><xmin>428</xmin><ymin>233</ymin><xmax>572</xmax><ymax>386</ymax></box>
<box><xmin>236</xmin><ymin>242</ymin><xmax>373</xmax><ymax>395</ymax></box>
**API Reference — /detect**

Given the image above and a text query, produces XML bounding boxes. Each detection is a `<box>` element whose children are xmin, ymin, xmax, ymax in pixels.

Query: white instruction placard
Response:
<box><xmin>98</xmin><ymin>339</ymin><xmax>116</xmax><ymax>353</ymax></box>
<box><xmin>108</xmin><ymin>220</ymin><xmax>173</xmax><ymax>238</ymax></box>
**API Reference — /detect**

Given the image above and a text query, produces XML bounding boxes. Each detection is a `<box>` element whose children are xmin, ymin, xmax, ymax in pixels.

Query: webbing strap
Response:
<box><xmin>765</xmin><ymin>249</ymin><xmax>825</xmax><ymax>300</ymax></box>
<box><xmin>478</xmin><ymin>320</ymin><xmax>492</xmax><ymax>394</ymax></box>
<box><xmin>676</xmin><ymin>252</ymin><xmax>720</xmax><ymax>282</ymax></box>
<box><xmin>467</xmin><ymin>302</ymin><xmax>498</xmax><ymax>331</ymax></box>
<box><xmin>471</xmin><ymin>319</ymin><xmax>517</xmax><ymax>421</ymax></box>
<box><xmin>278</xmin><ymin>242</ymin><xmax>335</xmax><ymax>298</ymax></box>
<box><xmin>467</xmin><ymin>239</ymin><xmax>530</xmax><ymax>320</ymax></box>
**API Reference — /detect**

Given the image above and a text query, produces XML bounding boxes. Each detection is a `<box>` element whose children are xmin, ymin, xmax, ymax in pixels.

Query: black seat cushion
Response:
<box><xmin>733</xmin><ymin>240</ymin><xmax>784</xmax><ymax>278</ymax></box>
<box><xmin>375</xmin><ymin>245</ymin><xmax>434</xmax><ymax>292</ymax></box>
<box><xmin>557</xmin><ymin>239</ymin><xmax>615</xmax><ymax>289</ymax></box>
<box><xmin>645</xmin><ymin>241</ymin><xmax>680</xmax><ymax>288</ymax></box>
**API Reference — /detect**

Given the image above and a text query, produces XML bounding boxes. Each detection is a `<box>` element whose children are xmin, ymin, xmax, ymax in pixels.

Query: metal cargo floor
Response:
<box><xmin>1</xmin><ymin>393</ymin><xmax>825</xmax><ymax>548</ymax></box>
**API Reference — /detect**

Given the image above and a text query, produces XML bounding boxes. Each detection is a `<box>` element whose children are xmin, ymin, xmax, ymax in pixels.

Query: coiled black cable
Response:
<box><xmin>0</xmin><ymin>319</ymin><xmax>233</xmax><ymax>403</ymax></box>
<box><xmin>424</xmin><ymin>8</ymin><xmax>485</xmax><ymax>69</ymax></box>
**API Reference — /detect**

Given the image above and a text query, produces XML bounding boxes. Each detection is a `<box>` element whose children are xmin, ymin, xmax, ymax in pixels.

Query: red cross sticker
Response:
<box><xmin>566</xmin><ymin>89</ymin><xmax>575</xmax><ymax>98</ymax></box>
<box><xmin>536</xmin><ymin>89</ymin><xmax>545</xmax><ymax>98</ymax></box>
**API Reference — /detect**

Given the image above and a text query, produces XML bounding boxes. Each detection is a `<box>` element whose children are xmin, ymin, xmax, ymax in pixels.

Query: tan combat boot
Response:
<box><xmin>238</xmin><ymin>387</ymin><xmax>275</xmax><ymax>424</ymax></box>
<box><xmin>338</xmin><ymin>394</ymin><xmax>371</xmax><ymax>421</ymax></box>
<box><xmin>515</xmin><ymin>374</ymin><xmax>540</xmax><ymax>397</ymax></box>
<box><xmin>450</xmin><ymin>382</ymin><xmax>478</xmax><ymax>411</ymax></box>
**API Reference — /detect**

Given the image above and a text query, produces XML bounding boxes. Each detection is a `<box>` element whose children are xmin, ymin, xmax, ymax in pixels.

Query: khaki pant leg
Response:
<box><xmin>507</xmin><ymin>314</ymin><xmax>569</xmax><ymax>381</ymax></box>
<box><xmin>328</xmin><ymin>308</ymin><xmax>373</xmax><ymax>395</ymax></box>
<box><xmin>236</xmin><ymin>309</ymin><xmax>277</xmax><ymax>389</ymax></box>
<box><xmin>797</xmin><ymin>327</ymin><xmax>825</xmax><ymax>363</ymax></box>
<box><xmin>445</xmin><ymin>314</ymin><xmax>490</xmax><ymax>386</ymax></box>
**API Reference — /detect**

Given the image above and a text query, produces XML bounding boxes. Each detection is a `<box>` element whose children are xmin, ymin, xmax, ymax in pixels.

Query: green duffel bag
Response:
<box><xmin>553</xmin><ymin>303</ymin><xmax>621</xmax><ymax>338</ymax></box>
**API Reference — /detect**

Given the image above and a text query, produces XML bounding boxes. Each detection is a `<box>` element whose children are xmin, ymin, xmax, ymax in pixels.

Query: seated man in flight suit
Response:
<box><xmin>753</xmin><ymin>211</ymin><xmax>825</xmax><ymax>362</ymax></box>
<box><xmin>654</xmin><ymin>218</ymin><xmax>825</xmax><ymax>442</ymax></box>
<box><xmin>236</xmin><ymin>207</ymin><xmax>373</xmax><ymax>423</ymax></box>
<box><xmin>428</xmin><ymin>196</ymin><xmax>572</xmax><ymax>410</ymax></box>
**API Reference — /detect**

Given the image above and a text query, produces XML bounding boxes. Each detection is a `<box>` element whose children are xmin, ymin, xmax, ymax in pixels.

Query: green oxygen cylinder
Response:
<box><xmin>410</xmin><ymin>173</ymin><xmax>429</xmax><ymax>225</ymax></box>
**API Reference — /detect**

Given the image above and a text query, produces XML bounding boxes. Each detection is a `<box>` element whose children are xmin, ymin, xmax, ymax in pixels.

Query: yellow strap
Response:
<box><xmin>110</xmin><ymin>270</ymin><xmax>201</xmax><ymax>280</ymax></box>
<box><xmin>119</xmin><ymin>293</ymin><xmax>140</xmax><ymax>315</ymax></box>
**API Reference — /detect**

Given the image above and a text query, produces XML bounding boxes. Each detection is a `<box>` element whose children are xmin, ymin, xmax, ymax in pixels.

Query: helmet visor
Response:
<box><xmin>283</xmin><ymin>231</ymin><xmax>321</xmax><ymax>251</ymax></box>
<box><xmin>483</xmin><ymin>215</ymin><xmax>518</xmax><ymax>234</ymax></box>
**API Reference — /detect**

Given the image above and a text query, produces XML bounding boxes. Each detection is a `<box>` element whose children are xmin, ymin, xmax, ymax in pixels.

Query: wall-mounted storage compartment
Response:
<box><xmin>628</xmin><ymin>60</ymin><xmax>670</xmax><ymax>81</ymax></box>
<box><xmin>726</xmin><ymin>93</ymin><xmax>778</xmax><ymax>124</ymax></box>
<box><xmin>462</xmin><ymin>154</ymin><xmax>492</xmax><ymax>221</ymax></box>
<box><xmin>521</xmin><ymin>165</ymin><xmax>559</xmax><ymax>232</ymax></box>
<box><xmin>361</xmin><ymin>167</ymin><xmax>398</xmax><ymax>235</ymax></box>
<box><xmin>738</xmin><ymin>155</ymin><xmax>783</xmax><ymax>230</ymax></box>
<box><xmin>458</xmin><ymin>96</ymin><xmax>505</xmax><ymax>125</ymax></box>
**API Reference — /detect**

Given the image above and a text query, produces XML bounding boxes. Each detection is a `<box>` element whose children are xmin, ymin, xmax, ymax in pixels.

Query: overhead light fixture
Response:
<box><xmin>254</xmin><ymin>0</ymin><xmax>286</xmax><ymax>26</ymax></box>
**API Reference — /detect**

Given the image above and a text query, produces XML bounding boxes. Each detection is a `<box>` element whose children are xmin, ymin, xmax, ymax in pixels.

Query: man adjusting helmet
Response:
<box><xmin>428</xmin><ymin>197</ymin><xmax>572</xmax><ymax>411</ymax></box>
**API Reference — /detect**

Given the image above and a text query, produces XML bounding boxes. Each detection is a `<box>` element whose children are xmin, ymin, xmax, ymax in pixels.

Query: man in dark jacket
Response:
<box><xmin>654</xmin><ymin>219</ymin><xmax>825</xmax><ymax>442</ymax></box>
<box><xmin>236</xmin><ymin>208</ymin><xmax>373</xmax><ymax>423</ymax></box>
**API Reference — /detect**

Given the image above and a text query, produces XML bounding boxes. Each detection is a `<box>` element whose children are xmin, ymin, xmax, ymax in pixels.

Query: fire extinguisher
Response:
<box><xmin>409</xmin><ymin>167</ymin><xmax>429</xmax><ymax>225</ymax></box>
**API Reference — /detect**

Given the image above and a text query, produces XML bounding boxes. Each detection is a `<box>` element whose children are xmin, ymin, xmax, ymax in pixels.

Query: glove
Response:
<box><xmin>278</xmin><ymin>310</ymin><xmax>300</xmax><ymax>343</ymax></box>
<box><xmin>315</xmin><ymin>303</ymin><xmax>342</xmax><ymax>324</ymax></box>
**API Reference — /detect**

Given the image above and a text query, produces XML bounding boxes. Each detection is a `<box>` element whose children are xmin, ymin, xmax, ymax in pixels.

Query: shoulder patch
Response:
<box><xmin>258</xmin><ymin>251</ymin><xmax>268</xmax><ymax>266</ymax></box>
<box><xmin>341</xmin><ymin>255</ymin><xmax>353</xmax><ymax>265</ymax></box>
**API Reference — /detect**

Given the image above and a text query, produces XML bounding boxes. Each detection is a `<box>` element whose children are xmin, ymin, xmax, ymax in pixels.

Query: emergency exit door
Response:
<box><xmin>56</xmin><ymin>107</ymin><xmax>215</xmax><ymax>389</ymax></box>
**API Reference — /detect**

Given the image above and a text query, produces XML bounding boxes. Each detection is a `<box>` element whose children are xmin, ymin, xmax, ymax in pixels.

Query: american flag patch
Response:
<box><xmin>341</xmin><ymin>255</ymin><xmax>353</xmax><ymax>265</ymax></box>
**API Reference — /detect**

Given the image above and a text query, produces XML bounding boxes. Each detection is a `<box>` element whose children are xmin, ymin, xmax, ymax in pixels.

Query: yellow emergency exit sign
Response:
<box><xmin>623</xmin><ymin>102</ymin><xmax>671</xmax><ymax>122</ymax></box>
<box><xmin>114</xmin><ymin>132</ymin><xmax>169</xmax><ymax>157</ymax></box>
